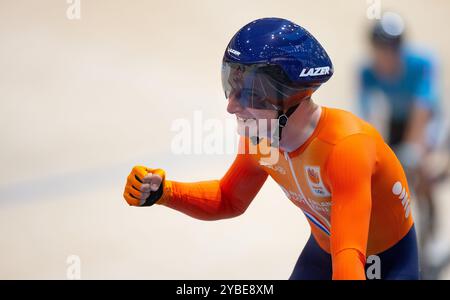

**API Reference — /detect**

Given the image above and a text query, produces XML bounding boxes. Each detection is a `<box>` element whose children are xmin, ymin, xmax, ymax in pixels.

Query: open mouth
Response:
<box><xmin>236</xmin><ymin>116</ymin><xmax>257</xmax><ymax>122</ymax></box>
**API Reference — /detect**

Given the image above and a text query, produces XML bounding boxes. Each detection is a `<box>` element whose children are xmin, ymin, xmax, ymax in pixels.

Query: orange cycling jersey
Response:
<box><xmin>156</xmin><ymin>107</ymin><xmax>414</xmax><ymax>279</ymax></box>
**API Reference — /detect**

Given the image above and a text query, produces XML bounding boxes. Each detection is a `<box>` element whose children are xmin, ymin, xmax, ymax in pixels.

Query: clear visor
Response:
<box><xmin>221</xmin><ymin>61</ymin><xmax>313</xmax><ymax>111</ymax></box>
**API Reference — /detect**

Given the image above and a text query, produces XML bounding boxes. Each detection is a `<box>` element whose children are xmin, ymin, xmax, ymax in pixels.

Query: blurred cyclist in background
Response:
<box><xmin>358</xmin><ymin>12</ymin><xmax>450</xmax><ymax>279</ymax></box>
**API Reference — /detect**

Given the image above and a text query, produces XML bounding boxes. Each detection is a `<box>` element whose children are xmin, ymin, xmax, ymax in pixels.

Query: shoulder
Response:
<box><xmin>317</xmin><ymin>107</ymin><xmax>382</xmax><ymax>146</ymax></box>
<box><xmin>324</xmin><ymin>131</ymin><xmax>378</xmax><ymax>184</ymax></box>
<box><xmin>358</xmin><ymin>59</ymin><xmax>376</xmax><ymax>84</ymax></box>
<box><xmin>403</xmin><ymin>46</ymin><xmax>437</xmax><ymax>72</ymax></box>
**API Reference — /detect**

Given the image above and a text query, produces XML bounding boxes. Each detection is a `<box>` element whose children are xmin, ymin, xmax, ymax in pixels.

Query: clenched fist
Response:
<box><xmin>123</xmin><ymin>166</ymin><xmax>166</xmax><ymax>206</ymax></box>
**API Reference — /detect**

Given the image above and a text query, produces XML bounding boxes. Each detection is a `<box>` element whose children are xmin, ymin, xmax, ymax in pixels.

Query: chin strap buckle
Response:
<box><xmin>278</xmin><ymin>114</ymin><xmax>289</xmax><ymax>128</ymax></box>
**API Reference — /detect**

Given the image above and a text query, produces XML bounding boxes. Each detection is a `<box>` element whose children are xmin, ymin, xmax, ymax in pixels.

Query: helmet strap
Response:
<box><xmin>249</xmin><ymin>103</ymin><xmax>300</xmax><ymax>147</ymax></box>
<box><xmin>271</xmin><ymin>104</ymin><xmax>300</xmax><ymax>147</ymax></box>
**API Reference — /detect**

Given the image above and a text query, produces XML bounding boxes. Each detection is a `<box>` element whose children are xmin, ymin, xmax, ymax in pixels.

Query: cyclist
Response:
<box><xmin>124</xmin><ymin>17</ymin><xmax>419</xmax><ymax>280</ymax></box>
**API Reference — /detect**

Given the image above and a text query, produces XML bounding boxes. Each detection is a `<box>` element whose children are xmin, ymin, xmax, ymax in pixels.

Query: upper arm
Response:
<box><xmin>220</xmin><ymin>138</ymin><xmax>268</xmax><ymax>214</ymax></box>
<box><xmin>326</xmin><ymin>134</ymin><xmax>376</xmax><ymax>279</ymax></box>
<box><xmin>413</xmin><ymin>57</ymin><xmax>438</xmax><ymax>111</ymax></box>
<box><xmin>358</xmin><ymin>68</ymin><xmax>376</xmax><ymax>120</ymax></box>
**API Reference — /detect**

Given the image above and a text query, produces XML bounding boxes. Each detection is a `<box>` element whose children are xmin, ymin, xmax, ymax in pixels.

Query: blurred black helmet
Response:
<box><xmin>371</xmin><ymin>12</ymin><xmax>405</xmax><ymax>49</ymax></box>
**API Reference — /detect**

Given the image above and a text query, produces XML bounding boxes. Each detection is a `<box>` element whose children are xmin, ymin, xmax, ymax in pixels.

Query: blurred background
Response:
<box><xmin>0</xmin><ymin>0</ymin><xmax>449</xmax><ymax>279</ymax></box>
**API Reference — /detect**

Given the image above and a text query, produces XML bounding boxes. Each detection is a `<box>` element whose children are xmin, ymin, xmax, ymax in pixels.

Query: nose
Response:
<box><xmin>226</xmin><ymin>95</ymin><xmax>244</xmax><ymax>115</ymax></box>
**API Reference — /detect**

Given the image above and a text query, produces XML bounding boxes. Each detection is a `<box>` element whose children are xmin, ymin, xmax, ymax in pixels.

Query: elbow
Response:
<box><xmin>203</xmin><ymin>205</ymin><xmax>247</xmax><ymax>221</ymax></box>
<box><xmin>222</xmin><ymin>198</ymin><xmax>249</xmax><ymax>219</ymax></box>
<box><xmin>202</xmin><ymin>201</ymin><xmax>249</xmax><ymax>221</ymax></box>
<box><xmin>225</xmin><ymin>205</ymin><xmax>248</xmax><ymax>219</ymax></box>
<box><xmin>201</xmin><ymin>192</ymin><xmax>250</xmax><ymax>221</ymax></box>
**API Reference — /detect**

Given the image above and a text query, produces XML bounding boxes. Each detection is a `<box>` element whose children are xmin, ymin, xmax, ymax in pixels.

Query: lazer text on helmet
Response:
<box><xmin>299</xmin><ymin>66</ymin><xmax>331</xmax><ymax>77</ymax></box>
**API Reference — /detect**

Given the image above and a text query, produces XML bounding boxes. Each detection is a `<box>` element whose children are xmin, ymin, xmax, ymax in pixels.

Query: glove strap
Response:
<box><xmin>141</xmin><ymin>181</ymin><xmax>164</xmax><ymax>207</ymax></box>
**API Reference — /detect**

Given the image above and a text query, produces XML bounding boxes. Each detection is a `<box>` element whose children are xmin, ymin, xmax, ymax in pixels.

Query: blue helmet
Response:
<box><xmin>222</xmin><ymin>17</ymin><xmax>333</xmax><ymax>112</ymax></box>
<box><xmin>371</xmin><ymin>12</ymin><xmax>405</xmax><ymax>49</ymax></box>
